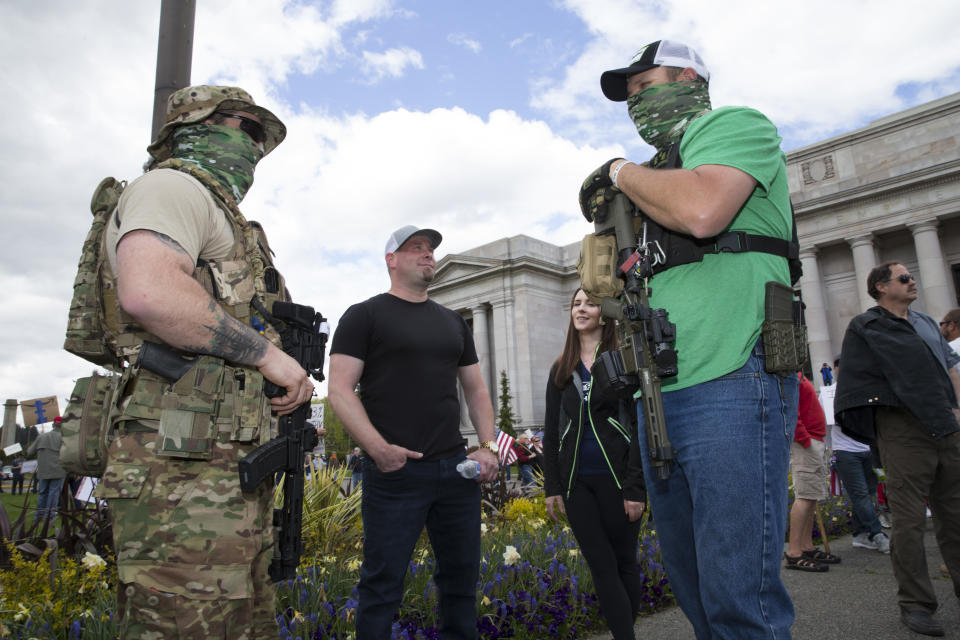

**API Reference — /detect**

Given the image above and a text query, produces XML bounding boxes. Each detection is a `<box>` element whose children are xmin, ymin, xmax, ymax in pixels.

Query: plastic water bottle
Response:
<box><xmin>457</xmin><ymin>460</ymin><xmax>480</xmax><ymax>479</ymax></box>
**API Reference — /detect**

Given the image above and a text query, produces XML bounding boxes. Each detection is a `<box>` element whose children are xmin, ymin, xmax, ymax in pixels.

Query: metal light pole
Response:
<box><xmin>151</xmin><ymin>0</ymin><xmax>196</xmax><ymax>141</ymax></box>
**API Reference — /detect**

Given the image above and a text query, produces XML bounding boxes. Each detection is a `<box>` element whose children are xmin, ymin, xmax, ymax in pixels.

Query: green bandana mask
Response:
<box><xmin>627</xmin><ymin>81</ymin><xmax>712</xmax><ymax>154</ymax></box>
<box><xmin>170</xmin><ymin>123</ymin><xmax>263</xmax><ymax>202</ymax></box>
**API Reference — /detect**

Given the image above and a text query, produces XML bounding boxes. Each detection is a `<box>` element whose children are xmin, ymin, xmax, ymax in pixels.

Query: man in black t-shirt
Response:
<box><xmin>328</xmin><ymin>225</ymin><xmax>498</xmax><ymax>639</ymax></box>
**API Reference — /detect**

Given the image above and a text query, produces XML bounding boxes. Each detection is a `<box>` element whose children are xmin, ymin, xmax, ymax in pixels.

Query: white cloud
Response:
<box><xmin>509</xmin><ymin>33</ymin><xmax>533</xmax><ymax>49</ymax></box>
<box><xmin>539</xmin><ymin>0</ymin><xmax>960</xmax><ymax>149</ymax></box>
<box><xmin>360</xmin><ymin>46</ymin><xmax>425</xmax><ymax>83</ymax></box>
<box><xmin>448</xmin><ymin>33</ymin><xmax>482</xmax><ymax>54</ymax></box>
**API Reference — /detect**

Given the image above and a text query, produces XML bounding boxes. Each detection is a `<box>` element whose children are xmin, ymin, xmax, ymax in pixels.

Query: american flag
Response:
<box><xmin>495</xmin><ymin>430</ymin><xmax>518</xmax><ymax>466</ymax></box>
<box><xmin>830</xmin><ymin>469</ymin><xmax>844</xmax><ymax>496</ymax></box>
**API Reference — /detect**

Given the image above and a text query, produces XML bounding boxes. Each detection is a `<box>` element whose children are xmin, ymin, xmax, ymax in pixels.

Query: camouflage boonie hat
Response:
<box><xmin>147</xmin><ymin>85</ymin><xmax>286</xmax><ymax>161</ymax></box>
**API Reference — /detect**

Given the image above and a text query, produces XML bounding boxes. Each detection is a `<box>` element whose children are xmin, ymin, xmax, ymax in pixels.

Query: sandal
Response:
<box><xmin>802</xmin><ymin>548</ymin><xmax>841</xmax><ymax>564</ymax></box>
<box><xmin>784</xmin><ymin>553</ymin><xmax>828</xmax><ymax>572</ymax></box>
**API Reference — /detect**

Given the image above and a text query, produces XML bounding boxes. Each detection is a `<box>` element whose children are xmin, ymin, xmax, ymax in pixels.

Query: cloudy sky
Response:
<box><xmin>2</xmin><ymin>0</ymin><xmax>959</xmax><ymax>420</ymax></box>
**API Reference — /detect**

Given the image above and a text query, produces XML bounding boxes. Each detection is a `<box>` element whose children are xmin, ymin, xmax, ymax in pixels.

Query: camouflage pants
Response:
<box><xmin>98</xmin><ymin>430</ymin><xmax>276</xmax><ymax>639</ymax></box>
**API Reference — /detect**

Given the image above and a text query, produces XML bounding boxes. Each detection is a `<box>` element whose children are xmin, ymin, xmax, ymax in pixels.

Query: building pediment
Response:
<box><xmin>433</xmin><ymin>255</ymin><xmax>502</xmax><ymax>285</ymax></box>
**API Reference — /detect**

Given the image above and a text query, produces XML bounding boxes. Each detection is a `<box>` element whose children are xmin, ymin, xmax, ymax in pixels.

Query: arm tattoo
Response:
<box><xmin>148</xmin><ymin>230</ymin><xmax>190</xmax><ymax>257</ymax></box>
<box><xmin>188</xmin><ymin>299</ymin><xmax>269</xmax><ymax>365</ymax></box>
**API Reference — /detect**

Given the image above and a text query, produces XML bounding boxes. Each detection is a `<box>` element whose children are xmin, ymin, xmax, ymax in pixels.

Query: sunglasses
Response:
<box><xmin>217</xmin><ymin>112</ymin><xmax>266</xmax><ymax>144</ymax></box>
<box><xmin>886</xmin><ymin>273</ymin><xmax>915</xmax><ymax>284</ymax></box>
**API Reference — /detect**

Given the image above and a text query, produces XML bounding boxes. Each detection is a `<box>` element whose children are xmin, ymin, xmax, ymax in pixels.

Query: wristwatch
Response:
<box><xmin>479</xmin><ymin>440</ymin><xmax>499</xmax><ymax>454</ymax></box>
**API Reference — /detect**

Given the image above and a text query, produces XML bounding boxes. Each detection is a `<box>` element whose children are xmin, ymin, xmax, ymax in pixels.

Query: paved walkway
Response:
<box><xmin>589</xmin><ymin>521</ymin><xmax>957</xmax><ymax>639</ymax></box>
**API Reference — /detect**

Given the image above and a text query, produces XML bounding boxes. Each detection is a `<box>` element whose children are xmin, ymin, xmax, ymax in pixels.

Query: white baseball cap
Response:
<box><xmin>384</xmin><ymin>225</ymin><xmax>442</xmax><ymax>254</ymax></box>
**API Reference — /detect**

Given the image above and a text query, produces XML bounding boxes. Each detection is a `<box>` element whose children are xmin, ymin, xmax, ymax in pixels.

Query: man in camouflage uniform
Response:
<box><xmin>579</xmin><ymin>41</ymin><xmax>799</xmax><ymax>637</ymax></box>
<box><xmin>97</xmin><ymin>85</ymin><xmax>313</xmax><ymax>638</ymax></box>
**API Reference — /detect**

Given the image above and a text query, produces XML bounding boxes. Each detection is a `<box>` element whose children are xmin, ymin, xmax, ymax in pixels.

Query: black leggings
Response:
<box><xmin>564</xmin><ymin>473</ymin><xmax>643</xmax><ymax>640</ymax></box>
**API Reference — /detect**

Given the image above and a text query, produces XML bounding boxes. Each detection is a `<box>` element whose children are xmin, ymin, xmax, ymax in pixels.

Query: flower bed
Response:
<box><xmin>274</xmin><ymin>508</ymin><xmax>672</xmax><ymax>639</ymax></box>
<box><xmin>1</xmin><ymin>484</ymin><xmax>855</xmax><ymax>638</ymax></box>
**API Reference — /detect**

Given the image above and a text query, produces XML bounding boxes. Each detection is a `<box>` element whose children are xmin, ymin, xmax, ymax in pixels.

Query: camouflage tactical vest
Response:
<box><xmin>101</xmin><ymin>159</ymin><xmax>290</xmax><ymax>361</ymax></box>
<box><xmin>63</xmin><ymin>162</ymin><xmax>292</xmax><ymax>474</ymax></box>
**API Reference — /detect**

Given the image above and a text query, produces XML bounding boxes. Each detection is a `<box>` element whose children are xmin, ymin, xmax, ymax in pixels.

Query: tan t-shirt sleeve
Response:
<box><xmin>107</xmin><ymin>168</ymin><xmax>234</xmax><ymax>271</ymax></box>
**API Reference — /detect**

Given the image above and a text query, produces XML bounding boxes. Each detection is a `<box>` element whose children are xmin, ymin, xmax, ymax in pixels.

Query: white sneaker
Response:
<box><xmin>852</xmin><ymin>532</ymin><xmax>879</xmax><ymax>550</ymax></box>
<box><xmin>872</xmin><ymin>532</ymin><xmax>890</xmax><ymax>554</ymax></box>
<box><xmin>878</xmin><ymin>512</ymin><xmax>892</xmax><ymax>529</ymax></box>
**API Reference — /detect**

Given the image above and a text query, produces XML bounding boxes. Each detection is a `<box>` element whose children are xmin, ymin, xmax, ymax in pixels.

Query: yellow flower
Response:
<box><xmin>480</xmin><ymin>523</ymin><xmax>488</xmax><ymax>535</ymax></box>
<box><xmin>568</xmin><ymin>548</ymin><xmax>579</xmax><ymax>558</ymax></box>
<box><xmin>502</xmin><ymin>545</ymin><xmax>521</xmax><ymax>566</ymax></box>
<box><xmin>347</xmin><ymin>558</ymin><xmax>362</xmax><ymax>571</ymax></box>
<box><xmin>482</xmin><ymin>595</ymin><xmax>491</xmax><ymax>606</ymax></box>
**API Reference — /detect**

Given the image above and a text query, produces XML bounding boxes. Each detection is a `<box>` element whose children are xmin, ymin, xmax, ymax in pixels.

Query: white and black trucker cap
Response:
<box><xmin>600</xmin><ymin>40</ymin><xmax>710</xmax><ymax>102</ymax></box>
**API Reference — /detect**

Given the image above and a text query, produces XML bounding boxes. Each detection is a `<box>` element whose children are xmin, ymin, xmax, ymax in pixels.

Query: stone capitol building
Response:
<box><xmin>428</xmin><ymin>93</ymin><xmax>960</xmax><ymax>437</ymax></box>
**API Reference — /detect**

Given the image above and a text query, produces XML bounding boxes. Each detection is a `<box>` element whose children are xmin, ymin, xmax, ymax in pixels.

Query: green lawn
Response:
<box><xmin>0</xmin><ymin>477</ymin><xmax>39</xmax><ymax>522</ymax></box>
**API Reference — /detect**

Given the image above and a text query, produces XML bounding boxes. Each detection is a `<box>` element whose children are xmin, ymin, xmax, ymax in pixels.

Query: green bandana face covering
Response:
<box><xmin>170</xmin><ymin>123</ymin><xmax>263</xmax><ymax>202</ymax></box>
<box><xmin>627</xmin><ymin>81</ymin><xmax>712</xmax><ymax>153</ymax></box>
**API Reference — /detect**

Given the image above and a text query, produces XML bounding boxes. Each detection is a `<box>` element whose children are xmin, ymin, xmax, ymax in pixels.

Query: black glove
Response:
<box><xmin>579</xmin><ymin>158</ymin><xmax>624</xmax><ymax>223</ymax></box>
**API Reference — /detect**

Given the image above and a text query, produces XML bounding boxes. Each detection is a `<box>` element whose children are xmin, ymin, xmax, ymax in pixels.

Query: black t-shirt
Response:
<box><xmin>330</xmin><ymin>293</ymin><xmax>478</xmax><ymax>460</ymax></box>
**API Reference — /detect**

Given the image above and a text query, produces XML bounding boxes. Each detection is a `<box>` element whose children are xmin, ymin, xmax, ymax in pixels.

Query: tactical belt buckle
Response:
<box><xmin>715</xmin><ymin>231</ymin><xmax>747</xmax><ymax>253</ymax></box>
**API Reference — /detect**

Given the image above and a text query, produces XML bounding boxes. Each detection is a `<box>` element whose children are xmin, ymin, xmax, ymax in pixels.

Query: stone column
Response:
<box><xmin>847</xmin><ymin>234</ymin><xmax>878</xmax><ymax>312</ymax></box>
<box><xmin>471</xmin><ymin>304</ymin><xmax>491</xmax><ymax>396</ymax></box>
<box><xmin>909</xmin><ymin>221</ymin><xmax>956</xmax><ymax>321</ymax></box>
<box><xmin>491</xmin><ymin>298</ymin><xmax>519</xmax><ymax>424</ymax></box>
<box><xmin>2</xmin><ymin>399</ymin><xmax>18</xmax><ymax>449</ymax></box>
<box><xmin>799</xmin><ymin>248</ymin><xmax>833</xmax><ymax>389</ymax></box>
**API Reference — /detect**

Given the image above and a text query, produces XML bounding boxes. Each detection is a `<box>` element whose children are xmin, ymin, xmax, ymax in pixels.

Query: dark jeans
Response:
<box><xmin>564</xmin><ymin>473</ymin><xmax>642</xmax><ymax>640</ymax></box>
<box><xmin>11</xmin><ymin>474</ymin><xmax>24</xmax><ymax>494</ymax></box>
<box><xmin>875</xmin><ymin>408</ymin><xmax>960</xmax><ymax>612</ymax></box>
<box><xmin>833</xmin><ymin>449</ymin><xmax>881</xmax><ymax>537</ymax></box>
<box><xmin>357</xmin><ymin>455</ymin><xmax>481</xmax><ymax>639</ymax></box>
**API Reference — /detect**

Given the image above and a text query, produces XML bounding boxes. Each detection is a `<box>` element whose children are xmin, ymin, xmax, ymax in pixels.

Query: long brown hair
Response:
<box><xmin>552</xmin><ymin>289</ymin><xmax>618</xmax><ymax>387</ymax></box>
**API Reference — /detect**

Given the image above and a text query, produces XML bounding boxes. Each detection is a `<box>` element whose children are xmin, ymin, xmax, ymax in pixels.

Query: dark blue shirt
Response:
<box><xmin>577</xmin><ymin>362</ymin><xmax>608</xmax><ymax>475</ymax></box>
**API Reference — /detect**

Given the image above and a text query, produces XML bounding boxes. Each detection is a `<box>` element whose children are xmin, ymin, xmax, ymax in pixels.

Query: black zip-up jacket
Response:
<box><xmin>543</xmin><ymin>363</ymin><xmax>645</xmax><ymax>502</ymax></box>
<box><xmin>835</xmin><ymin>305</ymin><xmax>960</xmax><ymax>441</ymax></box>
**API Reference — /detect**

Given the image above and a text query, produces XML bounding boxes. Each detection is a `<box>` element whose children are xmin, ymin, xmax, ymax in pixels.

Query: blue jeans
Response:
<box><xmin>636</xmin><ymin>342</ymin><xmax>798</xmax><ymax>639</ymax></box>
<box><xmin>357</xmin><ymin>455</ymin><xmax>481</xmax><ymax>639</ymax></box>
<box><xmin>833</xmin><ymin>449</ymin><xmax>881</xmax><ymax>537</ymax></box>
<box><xmin>518</xmin><ymin>463</ymin><xmax>534</xmax><ymax>486</ymax></box>
<box><xmin>34</xmin><ymin>477</ymin><xmax>65</xmax><ymax>521</ymax></box>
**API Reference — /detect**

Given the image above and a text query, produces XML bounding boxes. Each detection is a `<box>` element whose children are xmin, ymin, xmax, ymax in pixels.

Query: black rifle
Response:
<box><xmin>237</xmin><ymin>301</ymin><xmax>328</xmax><ymax>583</ymax></box>
<box><xmin>590</xmin><ymin>192</ymin><xmax>676</xmax><ymax>480</ymax></box>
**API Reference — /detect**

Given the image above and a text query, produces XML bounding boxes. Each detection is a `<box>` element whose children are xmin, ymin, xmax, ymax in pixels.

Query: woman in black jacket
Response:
<box><xmin>543</xmin><ymin>288</ymin><xmax>646</xmax><ymax>640</ymax></box>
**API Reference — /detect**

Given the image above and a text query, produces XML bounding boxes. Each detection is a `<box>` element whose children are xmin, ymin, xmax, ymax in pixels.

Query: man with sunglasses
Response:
<box><xmin>836</xmin><ymin>261</ymin><xmax>960</xmax><ymax>636</ymax></box>
<box><xmin>96</xmin><ymin>85</ymin><xmax>312</xmax><ymax>638</ymax></box>
<box><xmin>939</xmin><ymin>308</ymin><xmax>960</xmax><ymax>363</ymax></box>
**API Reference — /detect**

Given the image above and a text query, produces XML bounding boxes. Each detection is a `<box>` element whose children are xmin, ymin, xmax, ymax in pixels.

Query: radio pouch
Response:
<box><xmin>578</xmin><ymin>233</ymin><xmax>623</xmax><ymax>303</ymax></box>
<box><xmin>761</xmin><ymin>281</ymin><xmax>809</xmax><ymax>376</ymax></box>
<box><xmin>61</xmin><ymin>372</ymin><xmax>121</xmax><ymax>477</ymax></box>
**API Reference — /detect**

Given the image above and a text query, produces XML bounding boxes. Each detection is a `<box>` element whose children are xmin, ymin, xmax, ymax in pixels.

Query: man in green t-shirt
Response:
<box><xmin>581</xmin><ymin>40</ymin><xmax>800</xmax><ymax>638</ymax></box>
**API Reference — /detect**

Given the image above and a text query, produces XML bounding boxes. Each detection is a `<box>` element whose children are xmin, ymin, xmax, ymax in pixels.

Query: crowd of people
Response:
<box><xmin>40</xmin><ymin>31</ymin><xmax>956</xmax><ymax>640</ymax></box>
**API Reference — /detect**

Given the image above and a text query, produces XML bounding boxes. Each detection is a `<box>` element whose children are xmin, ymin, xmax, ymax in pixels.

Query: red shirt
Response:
<box><xmin>795</xmin><ymin>373</ymin><xmax>827</xmax><ymax>447</ymax></box>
